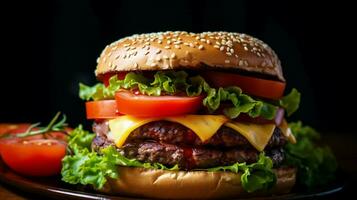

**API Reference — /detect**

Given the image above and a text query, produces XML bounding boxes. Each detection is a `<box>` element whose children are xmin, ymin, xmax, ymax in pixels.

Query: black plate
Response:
<box><xmin>0</xmin><ymin>160</ymin><xmax>345</xmax><ymax>200</ymax></box>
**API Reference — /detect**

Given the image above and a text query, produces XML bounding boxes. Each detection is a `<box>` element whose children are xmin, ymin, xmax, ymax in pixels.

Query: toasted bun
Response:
<box><xmin>96</xmin><ymin>31</ymin><xmax>285</xmax><ymax>81</ymax></box>
<box><xmin>99</xmin><ymin>167</ymin><xmax>296</xmax><ymax>199</ymax></box>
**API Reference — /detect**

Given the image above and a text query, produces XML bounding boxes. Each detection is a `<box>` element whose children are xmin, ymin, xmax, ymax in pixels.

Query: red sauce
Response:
<box><xmin>182</xmin><ymin>147</ymin><xmax>195</xmax><ymax>169</ymax></box>
<box><xmin>184</xmin><ymin>130</ymin><xmax>197</xmax><ymax>144</ymax></box>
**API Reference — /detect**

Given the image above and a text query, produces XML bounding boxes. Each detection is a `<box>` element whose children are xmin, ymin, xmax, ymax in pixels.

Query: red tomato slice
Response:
<box><xmin>201</xmin><ymin>71</ymin><xmax>286</xmax><ymax>100</ymax></box>
<box><xmin>115</xmin><ymin>90</ymin><xmax>204</xmax><ymax>117</ymax></box>
<box><xmin>86</xmin><ymin>100</ymin><xmax>121</xmax><ymax>119</ymax></box>
<box><xmin>0</xmin><ymin>124</ymin><xmax>31</xmax><ymax>136</ymax></box>
<box><xmin>0</xmin><ymin>139</ymin><xmax>66</xmax><ymax>176</ymax></box>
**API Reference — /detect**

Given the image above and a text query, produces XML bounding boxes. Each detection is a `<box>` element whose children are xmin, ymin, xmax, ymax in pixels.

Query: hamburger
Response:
<box><xmin>61</xmin><ymin>31</ymin><xmax>336</xmax><ymax>199</ymax></box>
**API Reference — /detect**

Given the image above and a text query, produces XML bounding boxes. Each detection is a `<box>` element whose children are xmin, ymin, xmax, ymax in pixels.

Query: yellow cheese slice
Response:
<box><xmin>108</xmin><ymin>116</ymin><xmax>160</xmax><ymax>147</ymax></box>
<box><xmin>109</xmin><ymin>115</ymin><xmax>228</xmax><ymax>148</ymax></box>
<box><xmin>225</xmin><ymin>122</ymin><xmax>276</xmax><ymax>151</ymax></box>
<box><xmin>165</xmin><ymin>115</ymin><xmax>229</xmax><ymax>141</ymax></box>
<box><xmin>279</xmin><ymin>119</ymin><xmax>297</xmax><ymax>144</ymax></box>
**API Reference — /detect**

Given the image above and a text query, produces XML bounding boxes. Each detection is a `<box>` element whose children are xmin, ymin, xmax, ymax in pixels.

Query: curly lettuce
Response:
<box><xmin>207</xmin><ymin>153</ymin><xmax>276</xmax><ymax>192</ymax></box>
<box><xmin>79</xmin><ymin>71</ymin><xmax>300</xmax><ymax>119</ymax></box>
<box><xmin>284</xmin><ymin>121</ymin><xmax>337</xmax><ymax>188</ymax></box>
<box><xmin>61</xmin><ymin>126</ymin><xmax>178</xmax><ymax>189</ymax></box>
<box><xmin>62</xmin><ymin>126</ymin><xmax>276</xmax><ymax>192</ymax></box>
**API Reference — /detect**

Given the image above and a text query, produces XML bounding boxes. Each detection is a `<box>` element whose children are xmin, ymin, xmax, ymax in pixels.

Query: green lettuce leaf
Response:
<box><xmin>207</xmin><ymin>153</ymin><xmax>276</xmax><ymax>192</ymax></box>
<box><xmin>67</xmin><ymin>125</ymin><xmax>95</xmax><ymax>153</ymax></box>
<box><xmin>279</xmin><ymin>88</ymin><xmax>301</xmax><ymax>116</ymax></box>
<box><xmin>61</xmin><ymin>147</ymin><xmax>118</xmax><ymax>189</ymax></box>
<box><xmin>62</xmin><ymin>126</ymin><xmax>277</xmax><ymax>192</ymax></box>
<box><xmin>61</xmin><ymin>125</ymin><xmax>178</xmax><ymax>189</ymax></box>
<box><xmin>79</xmin><ymin>71</ymin><xmax>285</xmax><ymax>119</ymax></box>
<box><xmin>284</xmin><ymin>121</ymin><xmax>337</xmax><ymax>188</ymax></box>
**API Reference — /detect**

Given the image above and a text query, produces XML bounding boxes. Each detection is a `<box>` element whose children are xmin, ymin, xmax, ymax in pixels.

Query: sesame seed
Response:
<box><xmin>225</xmin><ymin>60</ymin><xmax>230</xmax><ymax>63</ymax></box>
<box><xmin>158</xmin><ymin>40</ymin><xmax>162</xmax><ymax>44</ymax></box>
<box><xmin>244</xmin><ymin>61</ymin><xmax>249</xmax><ymax>66</ymax></box>
<box><xmin>200</xmin><ymin>39</ymin><xmax>206</xmax><ymax>42</ymax></box>
<box><xmin>163</xmin><ymin>55</ymin><xmax>169</xmax><ymax>59</ymax></box>
<box><xmin>226</xmin><ymin>52</ymin><xmax>232</xmax><ymax>56</ymax></box>
<box><xmin>156</xmin><ymin>49</ymin><xmax>162</xmax><ymax>54</ymax></box>
<box><xmin>150</xmin><ymin>63</ymin><xmax>157</xmax><ymax>67</ymax></box>
<box><xmin>220</xmin><ymin>46</ymin><xmax>225</xmax><ymax>51</ymax></box>
<box><xmin>164</xmin><ymin>46</ymin><xmax>171</xmax><ymax>49</ymax></box>
<box><xmin>230</xmin><ymin>48</ymin><xmax>234</xmax><ymax>53</ymax></box>
<box><xmin>239</xmin><ymin>60</ymin><xmax>244</xmax><ymax>66</ymax></box>
<box><xmin>134</xmin><ymin>63</ymin><xmax>138</xmax><ymax>68</ymax></box>
<box><xmin>167</xmin><ymin>40</ymin><xmax>171</xmax><ymax>45</ymax></box>
<box><xmin>175</xmin><ymin>45</ymin><xmax>181</xmax><ymax>49</ymax></box>
<box><xmin>198</xmin><ymin>45</ymin><xmax>204</xmax><ymax>50</ymax></box>
<box><xmin>155</xmin><ymin>57</ymin><xmax>161</xmax><ymax>61</ymax></box>
<box><xmin>96</xmin><ymin>57</ymin><xmax>100</xmax><ymax>63</ymax></box>
<box><xmin>206</xmin><ymin>40</ymin><xmax>211</xmax><ymax>44</ymax></box>
<box><xmin>171</xmin><ymin>53</ymin><xmax>176</xmax><ymax>59</ymax></box>
<box><xmin>244</xmin><ymin>46</ymin><xmax>248</xmax><ymax>51</ymax></box>
<box><xmin>214</xmin><ymin>45</ymin><xmax>220</xmax><ymax>49</ymax></box>
<box><xmin>145</xmin><ymin>51</ymin><xmax>150</xmax><ymax>55</ymax></box>
<box><xmin>124</xmin><ymin>44</ymin><xmax>130</xmax><ymax>47</ymax></box>
<box><xmin>189</xmin><ymin>43</ymin><xmax>195</xmax><ymax>48</ymax></box>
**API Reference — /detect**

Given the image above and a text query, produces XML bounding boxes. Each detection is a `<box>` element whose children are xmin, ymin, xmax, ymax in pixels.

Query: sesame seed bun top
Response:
<box><xmin>96</xmin><ymin>31</ymin><xmax>285</xmax><ymax>82</ymax></box>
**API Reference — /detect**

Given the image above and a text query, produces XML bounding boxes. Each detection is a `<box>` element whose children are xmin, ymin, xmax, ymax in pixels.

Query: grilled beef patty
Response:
<box><xmin>93</xmin><ymin>120</ymin><xmax>286</xmax><ymax>148</ymax></box>
<box><xmin>92</xmin><ymin>120</ymin><xmax>286</xmax><ymax>170</ymax></box>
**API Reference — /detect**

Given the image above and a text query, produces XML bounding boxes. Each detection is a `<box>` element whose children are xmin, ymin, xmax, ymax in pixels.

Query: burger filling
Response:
<box><xmin>92</xmin><ymin>120</ymin><xmax>286</xmax><ymax>169</ymax></box>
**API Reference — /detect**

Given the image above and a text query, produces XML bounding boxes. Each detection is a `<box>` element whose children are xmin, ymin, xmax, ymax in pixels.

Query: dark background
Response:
<box><xmin>0</xmin><ymin>1</ymin><xmax>356</xmax><ymax>199</ymax></box>
<box><xmin>1</xmin><ymin>0</ymin><xmax>355</xmax><ymax>133</ymax></box>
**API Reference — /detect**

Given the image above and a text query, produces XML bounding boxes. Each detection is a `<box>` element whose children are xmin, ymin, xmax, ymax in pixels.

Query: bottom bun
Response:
<box><xmin>99</xmin><ymin>167</ymin><xmax>296</xmax><ymax>199</ymax></box>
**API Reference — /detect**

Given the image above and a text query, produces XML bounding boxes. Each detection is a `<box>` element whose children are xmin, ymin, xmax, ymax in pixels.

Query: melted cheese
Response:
<box><xmin>279</xmin><ymin>119</ymin><xmax>297</xmax><ymax>144</ymax></box>
<box><xmin>108</xmin><ymin>115</ymin><xmax>228</xmax><ymax>147</ymax></box>
<box><xmin>108</xmin><ymin>115</ymin><xmax>277</xmax><ymax>151</ymax></box>
<box><xmin>165</xmin><ymin>115</ymin><xmax>229</xmax><ymax>141</ymax></box>
<box><xmin>225</xmin><ymin>122</ymin><xmax>276</xmax><ymax>151</ymax></box>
